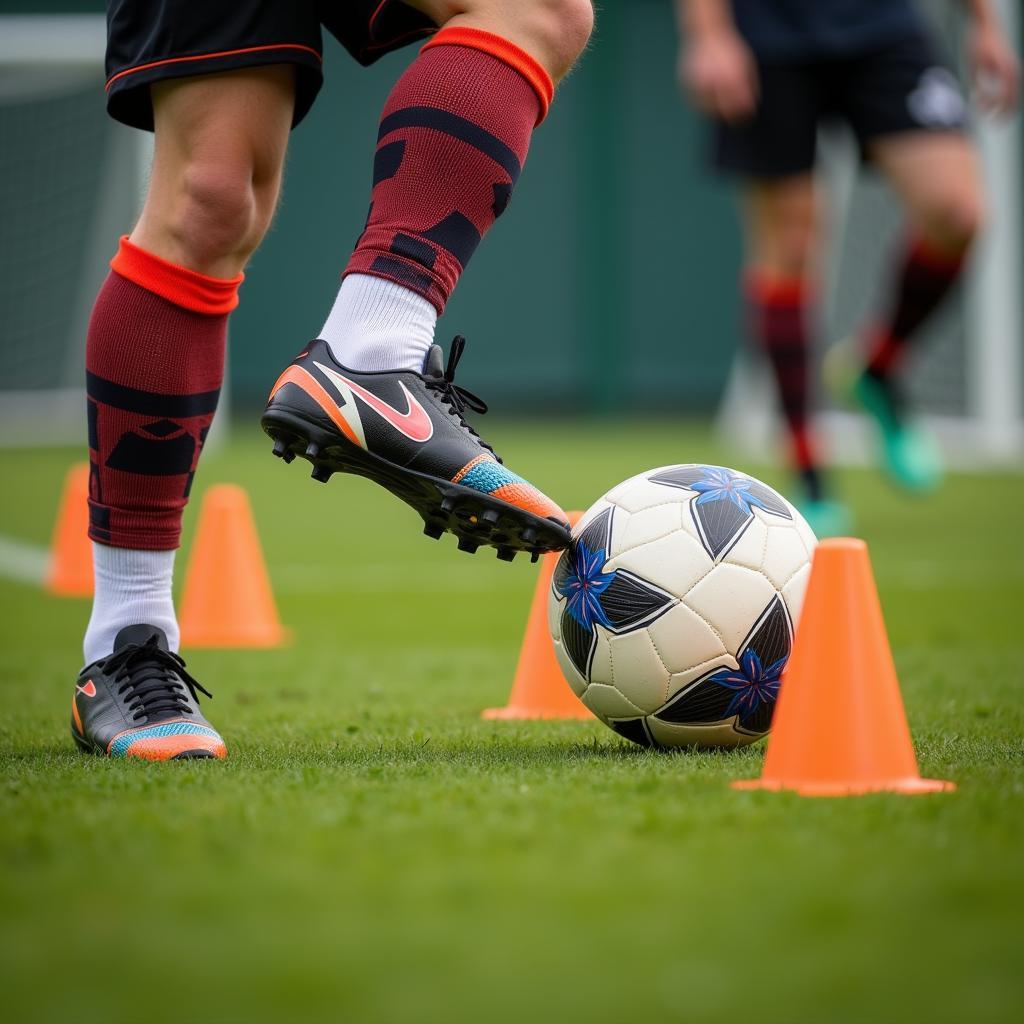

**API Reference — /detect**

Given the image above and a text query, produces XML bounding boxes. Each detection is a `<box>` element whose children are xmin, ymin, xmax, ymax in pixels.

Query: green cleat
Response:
<box><xmin>853</xmin><ymin>372</ymin><xmax>943</xmax><ymax>493</ymax></box>
<box><xmin>795</xmin><ymin>496</ymin><xmax>853</xmax><ymax>539</ymax></box>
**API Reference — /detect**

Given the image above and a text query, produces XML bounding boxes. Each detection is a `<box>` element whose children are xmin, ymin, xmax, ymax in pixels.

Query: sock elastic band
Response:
<box><xmin>111</xmin><ymin>236</ymin><xmax>244</xmax><ymax>315</ymax></box>
<box><xmin>906</xmin><ymin>235</ymin><xmax>967</xmax><ymax>275</ymax></box>
<box><xmin>422</xmin><ymin>26</ymin><xmax>554</xmax><ymax>124</ymax></box>
<box><xmin>744</xmin><ymin>270</ymin><xmax>808</xmax><ymax>307</ymax></box>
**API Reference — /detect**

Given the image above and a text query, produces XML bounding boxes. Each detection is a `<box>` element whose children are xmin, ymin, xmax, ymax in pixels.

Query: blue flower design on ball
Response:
<box><xmin>552</xmin><ymin>507</ymin><xmax>675</xmax><ymax>681</ymax></box>
<box><xmin>655</xmin><ymin>594</ymin><xmax>794</xmax><ymax>737</ymax></box>
<box><xmin>557</xmin><ymin>538</ymin><xmax>617</xmax><ymax>631</ymax></box>
<box><xmin>650</xmin><ymin>464</ymin><xmax>793</xmax><ymax>561</ymax></box>
<box><xmin>706</xmin><ymin>648</ymin><xmax>786</xmax><ymax>720</ymax></box>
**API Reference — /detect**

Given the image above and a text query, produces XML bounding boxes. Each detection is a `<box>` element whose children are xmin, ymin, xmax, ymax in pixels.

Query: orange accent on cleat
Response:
<box><xmin>71</xmin><ymin>694</ymin><xmax>84</xmax><ymax>736</ymax></box>
<box><xmin>122</xmin><ymin>732</ymin><xmax>227</xmax><ymax>761</ymax></box>
<box><xmin>269</xmin><ymin>365</ymin><xmax>362</xmax><ymax>447</ymax></box>
<box><xmin>491</xmin><ymin>482</ymin><xmax>566</xmax><ymax>522</ymax></box>
<box><xmin>452</xmin><ymin>453</ymin><xmax>492</xmax><ymax>485</ymax></box>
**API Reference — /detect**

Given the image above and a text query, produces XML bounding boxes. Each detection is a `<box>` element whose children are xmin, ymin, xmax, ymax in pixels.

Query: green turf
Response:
<box><xmin>1</xmin><ymin>422</ymin><xmax>1022</xmax><ymax>1024</ymax></box>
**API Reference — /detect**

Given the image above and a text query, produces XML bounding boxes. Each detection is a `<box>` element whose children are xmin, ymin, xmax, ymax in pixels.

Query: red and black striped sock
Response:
<box><xmin>86</xmin><ymin>236</ymin><xmax>241</xmax><ymax>550</ymax></box>
<box><xmin>865</xmin><ymin>235</ymin><xmax>967</xmax><ymax>380</ymax></box>
<box><xmin>744</xmin><ymin>271</ymin><xmax>824</xmax><ymax>500</ymax></box>
<box><xmin>345</xmin><ymin>27</ymin><xmax>554</xmax><ymax>313</ymax></box>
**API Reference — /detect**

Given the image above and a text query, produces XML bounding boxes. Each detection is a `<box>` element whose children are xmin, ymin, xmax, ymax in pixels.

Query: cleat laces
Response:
<box><xmin>102</xmin><ymin>634</ymin><xmax>212</xmax><ymax>724</ymax></box>
<box><xmin>425</xmin><ymin>336</ymin><xmax>502</xmax><ymax>462</ymax></box>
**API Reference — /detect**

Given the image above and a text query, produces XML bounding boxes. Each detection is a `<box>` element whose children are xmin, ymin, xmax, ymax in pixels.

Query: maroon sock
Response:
<box><xmin>345</xmin><ymin>27</ymin><xmax>554</xmax><ymax>313</ymax></box>
<box><xmin>744</xmin><ymin>272</ymin><xmax>824</xmax><ymax>497</ymax></box>
<box><xmin>86</xmin><ymin>236</ymin><xmax>242</xmax><ymax>550</ymax></box>
<box><xmin>865</xmin><ymin>236</ymin><xmax>967</xmax><ymax>379</ymax></box>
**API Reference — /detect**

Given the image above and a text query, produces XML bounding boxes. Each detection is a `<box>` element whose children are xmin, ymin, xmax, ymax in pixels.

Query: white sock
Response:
<box><xmin>83</xmin><ymin>544</ymin><xmax>179</xmax><ymax>664</ymax></box>
<box><xmin>319</xmin><ymin>273</ymin><xmax>437</xmax><ymax>372</ymax></box>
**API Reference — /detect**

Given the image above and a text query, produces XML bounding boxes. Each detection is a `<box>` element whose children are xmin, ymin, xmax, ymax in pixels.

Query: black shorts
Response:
<box><xmin>713</xmin><ymin>32</ymin><xmax>968</xmax><ymax>178</ymax></box>
<box><xmin>105</xmin><ymin>1</ymin><xmax>437</xmax><ymax>131</ymax></box>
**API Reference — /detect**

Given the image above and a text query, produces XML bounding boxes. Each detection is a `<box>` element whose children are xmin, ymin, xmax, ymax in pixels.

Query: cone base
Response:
<box><xmin>481</xmin><ymin>705</ymin><xmax>593</xmax><ymax>721</ymax></box>
<box><xmin>732</xmin><ymin>775</ymin><xmax>956</xmax><ymax>796</ymax></box>
<box><xmin>181</xmin><ymin>626</ymin><xmax>291</xmax><ymax>650</ymax></box>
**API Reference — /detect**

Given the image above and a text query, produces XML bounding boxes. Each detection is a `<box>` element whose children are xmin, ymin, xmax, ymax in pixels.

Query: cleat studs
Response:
<box><xmin>497</xmin><ymin>546</ymin><xmax>516</xmax><ymax>562</ymax></box>
<box><xmin>440</xmin><ymin>496</ymin><xmax>457</xmax><ymax>514</ymax></box>
<box><xmin>423</xmin><ymin>521</ymin><xmax>445</xmax><ymax>540</ymax></box>
<box><xmin>481</xmin><ymin>509</ymin><xmax>500</xmax><ymax>526</ymax></box>
<box><xmin>457</xmin><ymin>537</ymin><xmax>479</xmax><ymax>554</ymax></box>
<box><xmin>272</xmin><ymin>438</ymin><xmax>288</xmax><ymax>459</ymax></box>
<box><xmin>310</xmin><ymin>465</ymin><xmax>333</xmax><ymax>483</ymax></box>
<box><xmin>305</xmin><ymin>442</ymin><xmax>320</xmax><ymax>460</ymax></box>
<box><xmin>530</xmin><ymin>550</ymin><xmax>541</xmax><ymax>563</ymax></box>
<box><xmin>521</xmin><ymin>528</ymin><xmax>537</xmax><ymax>546</ymax></box>
<box><xmin>281</xmin><ymin>450</ymin><xmax>296</xmax><ymax>464</ymax></box>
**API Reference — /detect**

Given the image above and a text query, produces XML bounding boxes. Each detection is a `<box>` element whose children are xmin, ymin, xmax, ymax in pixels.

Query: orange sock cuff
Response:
<box><xmin>422</xmin><ymin>27</ymin><xmax>554</xmax><ymax>124</ymax></box>
<box><xmin>743</xmin><ymin>269</ymin><xmax>810</xmax><ymax>307</ymax></box>
<box><xmin>110</xmin><ymin>236</ymin><xmax>244</xmax><ymax>315</ymax></box>
<box><xmin>907</xmin><ymin>234</ymin><xmax>967</xmax><ymax>275</ymax></box>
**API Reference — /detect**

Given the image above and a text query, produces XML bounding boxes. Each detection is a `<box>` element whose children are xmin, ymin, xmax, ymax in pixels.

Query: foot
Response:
<box><xmin>790</xmin><ymin>466</ymin><xmax>852</xmax><ymax>539</ymax></box>
<box><xmin>71</xmin><ymin>625</ymin><xmax>226</xmax><ymax>760</ymax></box>
<box><xmin>261</xmin><ymin>336</ymin><xmax>571</xmax><ymax>561</ymax></box>
<box><xmin>796</xmin><ymin>496</ymin><xmax>852</xmax><ymax>539</ymax></box>
<box><xmin>853</xmin><ymin>371</ymin><xmax>943</xmax><ymax>493</ymax></box>
<box><xmin>825</xmin><ymin>338</ymin><xmax>943</xmax><ymax>494</ymax></box>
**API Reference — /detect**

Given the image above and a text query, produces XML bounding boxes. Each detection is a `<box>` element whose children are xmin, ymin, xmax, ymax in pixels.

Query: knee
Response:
<box><xmin>526</xmin><ymin>0</ymin><xmax>594</xmax><ymax>78</ymax></box>
<box><xmin>754</xmin><ymin>216</ymin><xmax>817</xmax><ymax>279</ymax></box>
<box><xmin>917</xmin><ymin>189</ymin><xmax>986</xmax><ymax>253</ymax></box>
<box><xmin>434</xmin><ymin>0</ymin><xmax>594</xmax><ymax>79</ymax></box>
<box><xmin>773</xmin><ymin>221</ymin><xmax>816</xmax><ymax>278</ymax></box>
<box><xmin>173</xmin><ymin>162</ymin><xmax>262</xmax><ymax>272</ymax></box>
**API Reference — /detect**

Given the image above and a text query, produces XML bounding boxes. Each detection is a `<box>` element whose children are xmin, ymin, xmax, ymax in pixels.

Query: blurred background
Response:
<box><xmin>1</xmin><ymin>5</ymin><xmax>1023</xmax><ymax>1023</ymax></box>
<box><xmin>1</xmin><ymin>0</ymin><xmax>1020</xmax><ymax>463</ymax></box>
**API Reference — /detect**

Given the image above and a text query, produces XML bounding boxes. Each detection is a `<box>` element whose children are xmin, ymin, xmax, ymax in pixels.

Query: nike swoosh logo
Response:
<box><xmin>76</xmin><ymin>680</ymin><xmax>97</xmax><ymax>698</ymax></box>
<box><xmin>314</xmin><ymin>362</ymin><xmax>434</xmax><ymax>443</ymax></box>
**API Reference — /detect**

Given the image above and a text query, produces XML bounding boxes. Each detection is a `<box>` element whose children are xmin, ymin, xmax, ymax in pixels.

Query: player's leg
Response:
<box><xmin>262</xmin><ymin>0</ymin><xmax>594</xmax><ymax>560</ymax></box>
<box><xmin>857</xmin><ymin>134</ymin><xmax>983</xmax><ymax>486</ymax></box>
<box><xmin>77</xmin><ymin>68</ymin><xmax>295</xmax><ymax>760</ymax></box>
<box><xmin>740</xmin><ymin>175</ymin><xmax>847</xmax><ymax>536</ymax></box>
<box><xmin>706</xmin><ymin>55</ymin><xmax>849</xmax><ymax>536</ymax></box>
<box><xmin>743</xmin><ymin>175</ymin><xmax>819</xmax><ymax>491</ymax></box>
<box><xmin>839</xmin><ymin>33</ymin><xmax>977</xmax><ymax>490</ymax></box>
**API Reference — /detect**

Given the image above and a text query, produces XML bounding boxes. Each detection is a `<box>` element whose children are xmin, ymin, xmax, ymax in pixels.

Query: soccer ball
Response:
<box><xmin>548</xmin><ymin>465</ymin><xmax>816</xmax><ymax>749</ymax></box>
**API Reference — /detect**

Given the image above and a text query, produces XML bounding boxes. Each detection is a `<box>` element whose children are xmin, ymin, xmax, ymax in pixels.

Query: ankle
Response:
<box><xmin>320</xmin><ymin>274</ymin><xmax>437</xmax><ymax>373</ymax></box>
<box><xmin>83</xmin><ymin>545</ymin><xmax>178</xmax><ymax>664</ymax></box>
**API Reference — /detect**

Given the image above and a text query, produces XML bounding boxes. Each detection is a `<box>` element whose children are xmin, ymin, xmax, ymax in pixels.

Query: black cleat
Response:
<box><xmin>71</xmin><ymin>625</ymin><xmax>226</xmax><ymax>760</ymax></box>
<box><xmin>261</xmin><ymin>336</ymin><xmax>571</xmax><ymax>555</ymax></box>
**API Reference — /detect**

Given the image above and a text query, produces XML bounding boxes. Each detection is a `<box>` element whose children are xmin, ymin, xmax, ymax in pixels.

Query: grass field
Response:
<box><xmin>1</xmin><ymin>421</ymin><xmax>1022</xmax><ymax>1024</ymax></box>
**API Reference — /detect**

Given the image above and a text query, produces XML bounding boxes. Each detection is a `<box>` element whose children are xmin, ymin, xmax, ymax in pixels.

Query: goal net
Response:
<box><xmin>0</xmin><ymin>15</ymin><xmax>155</xmax><ymax>446</ymax></box>
<box><xmin>715</xmin><ymin>0</ymin><xmax>1023</xmax><ymax>467</ymax></box>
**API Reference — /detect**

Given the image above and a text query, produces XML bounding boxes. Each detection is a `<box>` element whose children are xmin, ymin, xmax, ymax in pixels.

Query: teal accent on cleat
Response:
<box><xmin>854</xmin><ymin>373</ymin><xmax>943</xmax><ymax>493</ymax></box>
<box><xmin>458</xmin><ymin>459</ymin><xmax>527</xmax><ymax>495</ymax></box>
<box><xmin>797</xmin><ymin>498</ymin><xmax>853</xmax><ymax>540</ymax></box>
<box><xmin>108</xmin><ymin>722</ymin><xmax>222</xmax><ymax>759</ymax></box>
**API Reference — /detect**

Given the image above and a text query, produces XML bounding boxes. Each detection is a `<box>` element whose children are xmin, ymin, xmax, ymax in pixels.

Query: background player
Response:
<box><xmin>676</xmin><ymin>0</ymin><xmax>1019</xmax><ymax>535</ymax></box>
<box><xmin>74</xmin><ymin>0</ymin><xmax>593</xmax><ymax>760</ymax></box>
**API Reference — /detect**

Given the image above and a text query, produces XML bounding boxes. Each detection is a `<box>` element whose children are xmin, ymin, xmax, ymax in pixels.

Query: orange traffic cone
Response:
<box><xmin>733</xmin><ymin>537</ymin><xmax>954</xmax><ymax>796</ymax></box>
<box><xmin>46</xmin><ymin>462</ymin><xmax>93</xmax><ymax>597</ymax></box>
<box><xmin>483</xmin><ymin>511</ymin><xmax>591</xmax><ymax>720</ymax></box>
<box><xmin>178</xmin><ymin>484</ymin><xmax>289</xmax><ymax>648</ymax></box>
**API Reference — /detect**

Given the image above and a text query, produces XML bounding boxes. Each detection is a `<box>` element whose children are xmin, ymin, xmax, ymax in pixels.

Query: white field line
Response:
<box><xmin>0</xmin><ymin>533</ymin><xmax>48</xmax><ymax>586</ymax></box>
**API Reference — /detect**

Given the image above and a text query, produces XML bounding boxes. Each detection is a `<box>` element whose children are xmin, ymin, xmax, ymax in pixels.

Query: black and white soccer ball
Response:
<box><xmin>548</xmin><ymin>465</ymin><xmax>816</xmax><ymax>749</ymax></box>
